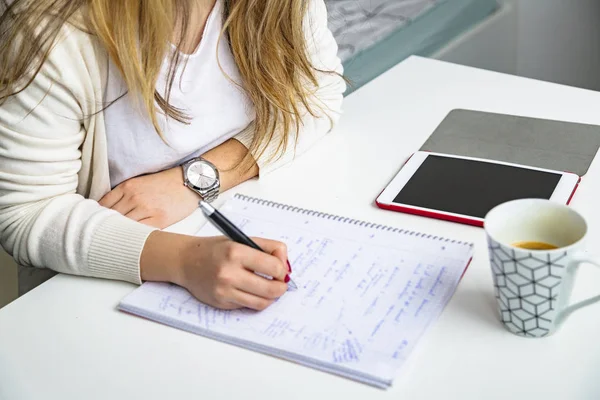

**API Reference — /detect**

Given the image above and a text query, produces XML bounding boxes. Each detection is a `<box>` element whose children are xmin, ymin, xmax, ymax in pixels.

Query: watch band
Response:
<box><xmin>201</xmin><ymin>185</ymin><xmax>219</xmax><ymax>203</ymax></box>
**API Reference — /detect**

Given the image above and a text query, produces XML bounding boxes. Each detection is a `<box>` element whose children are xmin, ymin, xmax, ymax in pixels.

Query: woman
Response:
<box><xmin>0</xmin><ymin>0</ymin><xmax>345</xmax><ymax>309</ymax></box>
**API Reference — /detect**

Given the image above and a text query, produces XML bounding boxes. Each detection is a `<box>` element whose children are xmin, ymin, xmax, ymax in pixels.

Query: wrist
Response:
<box><xmin>201</xmin><ymin>139</ymin><xmax>258</xmax><ymax>192</ymax></box>
<box><xmin>140</xmin><ymin>230</ymin><xmax>195</xmax><ymax>285</ymax></box>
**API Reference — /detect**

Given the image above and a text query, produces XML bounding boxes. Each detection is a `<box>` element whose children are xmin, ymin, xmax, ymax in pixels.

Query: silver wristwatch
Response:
<box><xmin>182</xmin><ymin>157</ymin><xmax>220</xmax><ymax>203</ymax></box>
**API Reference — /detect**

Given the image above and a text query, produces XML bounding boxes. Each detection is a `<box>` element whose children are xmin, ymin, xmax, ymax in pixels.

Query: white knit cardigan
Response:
<box><xmin>0</xmin><ymin>0</ymin><xmax>345</xmax><ymax>286</ymax></box>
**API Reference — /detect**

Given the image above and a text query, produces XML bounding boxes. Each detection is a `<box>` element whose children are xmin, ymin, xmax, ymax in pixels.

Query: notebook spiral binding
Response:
<box><xmin>234</xmin><ymin>194</ymin><xmax>473</xmax><ymax>247</ymax></box>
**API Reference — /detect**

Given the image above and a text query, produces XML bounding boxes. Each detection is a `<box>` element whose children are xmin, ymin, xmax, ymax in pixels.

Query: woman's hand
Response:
<box><xmin>99</xmin><ymin>167</ymin><xmax>197</xmax><ymax>229</ymax></box>
<box><xmin>178</xmin><ymin>236</ymin><xmax>290</xmax><ymax>310</ymax></box>
<box><xmin>99</xmin><ymin>138</ymin><xmax>260</xmax><ymax>229</ymax></box>
<box><xmin>140</xmin><ymin>231</ymin><xmax>290</xmax><ymax>310</ymax></box>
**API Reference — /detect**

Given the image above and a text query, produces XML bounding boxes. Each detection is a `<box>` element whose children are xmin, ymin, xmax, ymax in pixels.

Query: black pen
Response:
<box><xmin>199</xmin><ymin>200</ymin><xmax>298</xmax><ymax>290</ymax></box>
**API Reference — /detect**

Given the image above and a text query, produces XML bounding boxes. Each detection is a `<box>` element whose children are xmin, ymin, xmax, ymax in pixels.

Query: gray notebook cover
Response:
<box><xmin>420</xmin><ymin>109</ymin><xmax>600</xmax><ymax>176</ymax></box>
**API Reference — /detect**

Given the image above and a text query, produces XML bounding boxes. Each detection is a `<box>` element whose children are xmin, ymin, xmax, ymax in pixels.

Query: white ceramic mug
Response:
<box><xmin>484</xmin><ymin>199</ymin><xmax>600</xmax><ymax>338</ymax></box>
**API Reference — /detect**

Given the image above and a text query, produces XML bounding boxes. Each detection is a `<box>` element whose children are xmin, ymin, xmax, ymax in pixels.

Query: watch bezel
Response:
<box><xmin>183</xmin><ymin>158</ymin><xmax>220</xmax><ymax>193</ymax></box>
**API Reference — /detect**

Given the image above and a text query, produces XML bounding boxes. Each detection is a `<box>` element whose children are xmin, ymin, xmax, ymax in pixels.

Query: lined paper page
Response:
<box><xmin>120</xmin><ymin>195</ymin><xmax>473</xmax><ymax>388</ymax></box>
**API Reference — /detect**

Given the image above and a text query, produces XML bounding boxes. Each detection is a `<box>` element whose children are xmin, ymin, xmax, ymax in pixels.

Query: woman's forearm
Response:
<box><xmin>202</xmin><ymin>138</ymin><xmax>259</xmax><ymax>192</ymax></box>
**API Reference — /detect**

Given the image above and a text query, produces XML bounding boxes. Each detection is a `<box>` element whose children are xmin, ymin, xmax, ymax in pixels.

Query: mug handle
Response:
<box><xmin>555</xmin><ymin>252</ymin><xmax>600</xmax><ymax>326</ymax></box>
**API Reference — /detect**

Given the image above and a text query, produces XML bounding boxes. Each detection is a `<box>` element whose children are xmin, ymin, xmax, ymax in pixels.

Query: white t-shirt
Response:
<box><xmin>104</xmin><ymin>0</ymin><xmax>253</xmax><ymax>187</ymax></box>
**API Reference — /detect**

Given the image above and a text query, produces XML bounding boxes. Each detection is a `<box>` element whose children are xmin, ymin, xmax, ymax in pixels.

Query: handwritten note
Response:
<box><xmin>119</xmin><ymin>195</ymin><xmax>473</xmax><ymax>388</ymax></box>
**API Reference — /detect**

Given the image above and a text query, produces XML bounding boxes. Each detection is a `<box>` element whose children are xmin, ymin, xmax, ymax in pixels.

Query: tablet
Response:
<box><xmin>375</xmin><ymin>152</ymin><xmax>580</xmax><ymax>227</ymax></box>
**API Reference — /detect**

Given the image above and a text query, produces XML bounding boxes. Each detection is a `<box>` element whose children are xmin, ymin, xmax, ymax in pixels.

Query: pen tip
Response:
<box><xmin>287</xmin><ymin>279</ymin><xmax>298</xmax><ymax>291</ymax></box>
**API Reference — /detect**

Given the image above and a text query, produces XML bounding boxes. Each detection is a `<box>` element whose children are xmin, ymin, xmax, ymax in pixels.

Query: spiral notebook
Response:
<box><xmin>119</xmin><ymin>194</ymin><xmax>474</xmax><ymax>388</ymax></box>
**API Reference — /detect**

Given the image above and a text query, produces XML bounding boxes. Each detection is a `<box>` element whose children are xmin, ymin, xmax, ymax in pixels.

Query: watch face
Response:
<box><xmin>187</xmin><ymin>161</ymin><xmax>217</xmax><ymax>189</ymax></box>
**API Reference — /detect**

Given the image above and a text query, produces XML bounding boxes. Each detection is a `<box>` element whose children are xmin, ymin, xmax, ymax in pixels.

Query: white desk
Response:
<box><xmin>2</xmin><ymin>56</ymin><xmax>600</xmax><ymax>400</ymax></box>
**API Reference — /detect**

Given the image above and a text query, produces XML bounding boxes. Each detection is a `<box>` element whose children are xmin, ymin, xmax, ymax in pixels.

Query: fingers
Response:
<box><xmin>110</xmin><ymin>197</ymin><xmax>136</xmax><ymax>215</ymax></box>
<box><xmin>236</xmin><ymin>270</ymin><xmax>287</xmax><ymax>300</ymax></box>
<box><xmin>125</xmin><ymin>207</ymin><xmax>150</xmax><ymax>222</ymax></box>
<box><xmin>98</xmin><ymin>188</ymin><xmax>124</xmax><ymax>209</ymax></box>
<box><xmin>98</xmin><ymin>186</ymin><xmax>135</xmax><ymax>215</ymax></box>
<box><xmin>250</xmin><ymin>237</ymin><xmax>289</xmax><ymax>268</ymax></box>
<box><xmin>227</xmin><ymin>289</ymin><xmax>275</xmax><ymax>311</ymax></box>
<box><xmin>138</xmin><ymin>217</ymin><xmax>165</xmax><ymax>229</ymax></box>
<box><xmin>229</xmin><ymin>244</ymin><xmax>287</xmax><ymax>282</ymax></box>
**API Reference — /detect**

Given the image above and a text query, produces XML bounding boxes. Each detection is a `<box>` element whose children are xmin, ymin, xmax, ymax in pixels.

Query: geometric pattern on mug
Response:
<box><xmin>488</xmin><ymin>244</ymin><xmax>567</xmax><ymax>337</ymax></box>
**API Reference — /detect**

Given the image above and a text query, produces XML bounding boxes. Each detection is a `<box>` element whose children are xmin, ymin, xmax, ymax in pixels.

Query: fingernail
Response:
<box><xmin>286</xmin><ymin>260</ymin><xmax>292</xmax><ymax>273</ymax></box>
<box><xmin>285</xmin><ymin>275</ymin><xmax>290</xmax><ymax>283</ymax></box>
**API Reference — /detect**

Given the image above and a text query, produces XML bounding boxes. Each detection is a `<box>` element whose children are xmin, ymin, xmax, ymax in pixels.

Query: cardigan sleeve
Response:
<box><xmin>0</xmin><ymin>28</ymin><xmax>156</xmax><ymax>284</ymax></box>
<box><xmin>233</xmin><ymin>0</ymin><xmax>346</xmax><ymax>175</ymax></box>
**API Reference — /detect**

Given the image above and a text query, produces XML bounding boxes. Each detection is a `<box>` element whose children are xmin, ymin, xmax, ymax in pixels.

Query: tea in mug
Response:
<box><xmin>512</xmin><ymin>241</ymin><xmax>558</xmax><ymax>250</ymax></box>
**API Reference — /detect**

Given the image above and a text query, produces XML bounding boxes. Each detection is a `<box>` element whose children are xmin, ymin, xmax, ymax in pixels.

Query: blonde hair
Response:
<box><xmin>0</xmin><ymin>0</ymin><xmax>325</xmax><ymax>167</ymax></box>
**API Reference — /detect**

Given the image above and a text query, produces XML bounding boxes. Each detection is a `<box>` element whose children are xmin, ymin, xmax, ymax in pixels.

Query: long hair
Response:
<box><xmin>0</xmin><ymin>0</ymin><xmax>323</xmax><ymax>167</ymax></box>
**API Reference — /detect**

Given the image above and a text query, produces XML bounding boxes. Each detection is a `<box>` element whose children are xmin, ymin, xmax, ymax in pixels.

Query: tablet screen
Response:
<box><xmin>392</xmin><ymin>155</ymin><xmax>562</xmax><ymax>219</ymax></box>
